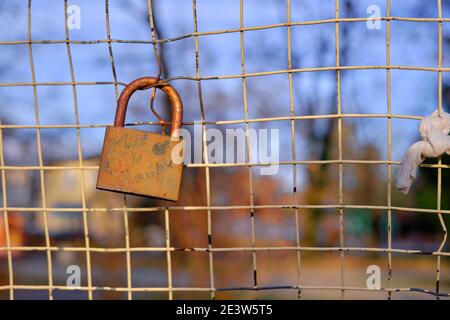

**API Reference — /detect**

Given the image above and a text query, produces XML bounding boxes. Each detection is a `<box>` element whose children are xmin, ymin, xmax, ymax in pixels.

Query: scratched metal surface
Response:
<box><xmin>97</xmin><ymin>127</ymin><xmax>183</xmax><ymax>201</ymax></box>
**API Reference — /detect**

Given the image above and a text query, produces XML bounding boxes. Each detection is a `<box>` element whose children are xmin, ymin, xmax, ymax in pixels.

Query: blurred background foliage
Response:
<box><xmin>0</xmin><ymin>0</ymin><xmax>449</xmax><ymax>299</ymax></box>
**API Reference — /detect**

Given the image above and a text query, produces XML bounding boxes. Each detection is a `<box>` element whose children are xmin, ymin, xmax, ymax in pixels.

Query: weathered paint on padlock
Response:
<box><xmin>97</xmin><ymin>77</ymin><xmax>184</xmax><ymax>201</ymax></box>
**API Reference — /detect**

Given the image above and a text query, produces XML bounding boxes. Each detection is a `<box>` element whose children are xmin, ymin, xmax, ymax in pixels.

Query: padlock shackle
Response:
<box><xmin>114</xmin><ymin>77</ymin><xmax>183</xmax><ymax>139</ymax></box>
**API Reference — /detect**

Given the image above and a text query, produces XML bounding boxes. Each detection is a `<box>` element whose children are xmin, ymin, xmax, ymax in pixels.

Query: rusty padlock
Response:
<box><xmin>97</xmin><ymin>77</ymin><xmax>184</xmax><ymax>201</ymax></box>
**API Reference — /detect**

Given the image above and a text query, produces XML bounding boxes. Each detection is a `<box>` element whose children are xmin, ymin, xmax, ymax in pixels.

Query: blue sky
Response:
<box><xmin>0</xmin><ymin>0</ymin><xmax>448</xmax><ymax>176</ymax></box>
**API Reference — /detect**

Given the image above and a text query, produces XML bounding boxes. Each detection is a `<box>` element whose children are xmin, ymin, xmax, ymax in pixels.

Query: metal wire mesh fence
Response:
<box><xmin>0</xmin><ymin>0</ymin><xmax>449</xmax><ymax>300</ymax></box>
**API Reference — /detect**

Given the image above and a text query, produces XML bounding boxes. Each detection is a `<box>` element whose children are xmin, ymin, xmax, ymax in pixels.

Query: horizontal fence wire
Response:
<box><xmin>0</xmin><ymin>0</ymin><xmax>449</xmax><ymax>299</ymax></box>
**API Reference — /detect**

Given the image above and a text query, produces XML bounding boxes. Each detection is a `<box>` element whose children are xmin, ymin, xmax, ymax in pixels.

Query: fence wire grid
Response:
<box><xmin>0</xmin><ymin>0</ymin><xmax>449</xmax><ymax>300</ymax></box>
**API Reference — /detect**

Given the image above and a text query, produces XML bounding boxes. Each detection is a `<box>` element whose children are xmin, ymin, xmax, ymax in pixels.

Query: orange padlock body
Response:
<box><xmin>97</xmin><ymin>126</ymin><xmax>184</xmax><ymax>201</ymax></box>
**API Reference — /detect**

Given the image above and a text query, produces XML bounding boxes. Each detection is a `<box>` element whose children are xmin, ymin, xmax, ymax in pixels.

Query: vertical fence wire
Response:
<box><xmin>104</xmin><ymin>0</ymin><xmax>134</xmax><ymax>300</ymax></box>
<box><xmin>240</xmin><ymin>0</ymin><xmax>259</xmax><ymax>293</ymax></box>
<box><xmin>435</xmin><ymin>0</ymin><xmax>448</xmax><ymax>300</ymax></box>
<box><xmin>385</xmin><ymin>0</ymin><xmax>393</xmax><ymax>300</ymax></box>
<box><xmin>191</xmin><ymin>0</ymin><xmax>216</xmax><ymax>300</ymax></box>
<box><xmin>334</xmin><ymin>0</ymin><xmax>345</xmax><ymax>300</ymax></box>
<box><xmin>286</xmin><ymin>0</ymin><xmax>303</xmax><ymax>300</ymax></box>
<box><xmin>64</xmin><ymin>0</ymin><xmax>94</xmax><ymax>301</ymax></box>
<box><xmin>27</xmin><ymin>0</ymin><xmax>54</xmax><ymax>300</ymax></box>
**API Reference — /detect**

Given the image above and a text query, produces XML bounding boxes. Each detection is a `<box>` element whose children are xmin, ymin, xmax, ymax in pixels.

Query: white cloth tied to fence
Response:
<box><xmin>396</xmin><ymin>109</ymin><xmax>450</xmax><ymax>195</ymax></box>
